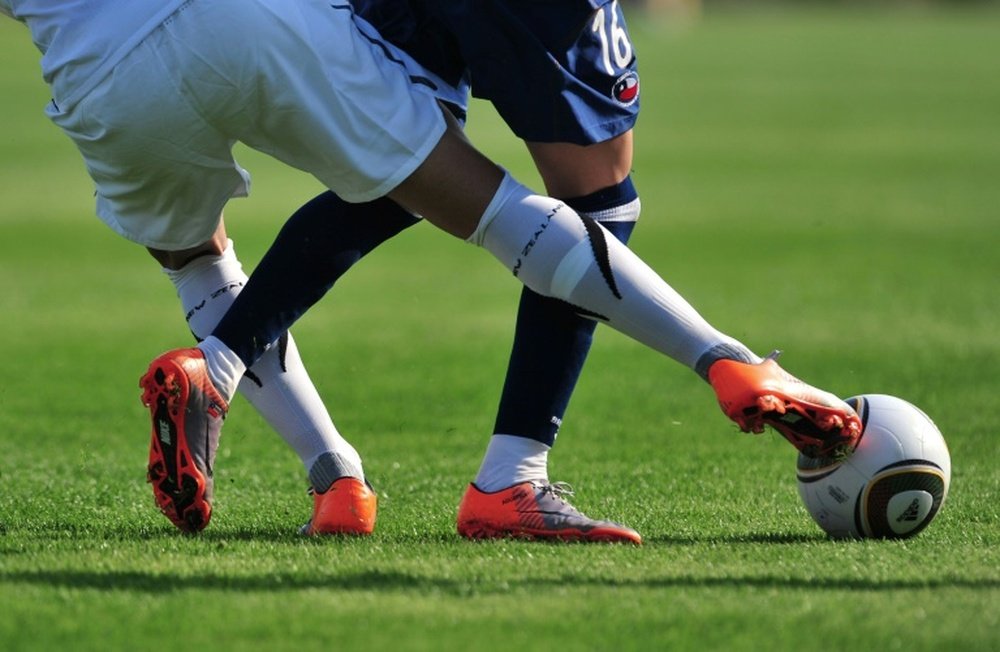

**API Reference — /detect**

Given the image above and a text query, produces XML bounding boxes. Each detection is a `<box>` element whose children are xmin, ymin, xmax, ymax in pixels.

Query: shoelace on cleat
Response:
<box><xmin>538</xmin><ymin>481</ymin><xmax>575</xmax><ymax>503</ymax></box>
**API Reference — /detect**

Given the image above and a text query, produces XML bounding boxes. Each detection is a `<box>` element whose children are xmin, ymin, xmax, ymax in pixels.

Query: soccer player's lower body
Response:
<box><xmin>49</xmin><ymin>0</ymin><xmax>455</xmax><ymax>534</ymax></box>
<box><xmin>189</xmin><ymin>0</ymin><xmax>857</xmax><ymax>543</ymax></box>
<box><xmin>50</xmin><ymin>0</ymin><xmax>859</xmax><ymax>535</ymax></box>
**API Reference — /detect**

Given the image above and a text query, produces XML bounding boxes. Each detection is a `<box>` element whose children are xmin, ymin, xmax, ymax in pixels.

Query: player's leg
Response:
<box><xmin>45</xmin><ymin>0</ymin><xmax>410</xmax><ymax>534</ymax></box>
<box><xmin>148</xmin><ymin>222</ymin><xmax>367</xmax><ymax>483</ymax></box>
<box><xmin>419</xmin><ymin>0</ymin><xmax>647</xmax><ymax>539</ymax></box>
<box><xmin>390</xmin><ymin>118</ymin><xmax>862</xmax><ymax>457</ymax></box>
<box><xmin>199</xmin><ymin>198</ymin><xmax>417</xmax><ymax>536</ymax></box>
<box><xmin>126</xmin><ymin>0</ymin><xmax>456</xmax><ymax>534</ymax></box>
<box><xmin>129</xmin><ymin>0</ymin><xmax>457</xmax><ymax>534</ymax></box>
<box><xmin>479</xmin><ymin>134</ymin><xmax>638</xmax><ymax>478</ymax></box>
<box><xmin>43</xmin><ymin>28</ymin><xmax>258</xmax><ymax>533</ymax></box>
<box><xmin>463</xmin><ymin>134</ymin><xmax>643</xmax><ymax>540</ymax></box>
<box><xmin>143</xmin><ymin>219</ymin><xmax>374</xmax><ymax>533</ymax></box>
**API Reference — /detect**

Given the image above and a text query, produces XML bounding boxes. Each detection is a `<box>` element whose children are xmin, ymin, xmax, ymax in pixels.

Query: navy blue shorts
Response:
<box><xmin>353</xmin><ymin>0</ymin><xmax>640</xmax><ymax>145</ymax></box>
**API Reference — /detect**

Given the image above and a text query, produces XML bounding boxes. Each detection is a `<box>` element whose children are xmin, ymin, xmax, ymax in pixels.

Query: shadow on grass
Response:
<box><xmin>1</xmin><ymin>522</ymin><xmax>474</xmax><ymax>546</ymax></box>
<box><xmin>0</xmin><ymin>520</ymin><xmax>961</xmax><ymax>549</ymax></box>
<box><xmin>646</xmin><ymin>532</ymin><xmax>824</xmax><ymax>545</ymax></box>
<box><xmin>4</xmin><ymin>523</ymin><xmax>995</xmax><ymax>595</ymax></box>
<box><xmin>0</xmin><ymin>523</ymin><xmax>309</xmax><ymax>544</ymax></box>
<box><xmin>2</xmin><ymin>568</ymin><xmax>998</xmax><ymax>595</ymax></box>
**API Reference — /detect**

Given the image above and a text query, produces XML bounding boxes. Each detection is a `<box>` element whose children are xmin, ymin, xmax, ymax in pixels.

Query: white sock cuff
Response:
<box><xmin>474</xmin><ymin>434</ymin><xmax>551</xmax><ymax>492</ymax></box>
<box><xmin>162</xmin><ymin>239</ymin><xmax>241</xmax><ymax>292</ymax></box>
<box><xmin>197</xmin><ymin>335</ymin><xmax>246</xmax><ymax>402</ymax></box>
<box><xmin>162</xmin><ymin>239</ymin><xmax>247</xmax><ymax>338</ymax></box>
<box><xmin>466</xmin><ymin>171</ymin><xmax>532</xmax><ymax>247</ymax></box>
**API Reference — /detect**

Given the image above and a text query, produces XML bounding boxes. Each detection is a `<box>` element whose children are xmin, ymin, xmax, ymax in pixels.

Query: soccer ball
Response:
<box><xmin>796</xmin><ymin>394</ymin><xmax>951</xmax><ymax>539</ymax></box>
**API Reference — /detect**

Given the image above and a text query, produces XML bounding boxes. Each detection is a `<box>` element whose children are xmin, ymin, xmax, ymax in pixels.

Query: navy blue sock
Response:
<box><xmin>492</xmin><ymin>177</ymin><xmax>639</xmax><ymax>447</ymax></box>
<box><xmin>212</xmin><ymin>191</ymin><xmax>419</xmax><ymax>366</ymax></box>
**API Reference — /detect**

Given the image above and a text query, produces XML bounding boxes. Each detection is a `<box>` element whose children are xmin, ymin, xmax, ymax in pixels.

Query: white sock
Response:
<box><xmin>468</xmin><ymin>174</ymin><xmax>759</xmax><ymax>370</ymax></box>
<box><xmin>474</xmin><ymin>434</ymin><xmax>550</xmax><ymax>492</ymax></box>
<box><xmin>197</xmin><ymin>336</ymin><xmax>245</xmax><ymax>401</ymax></box>
<box><xmin>163</xmin><ymin>239</ymin><xmax>364</xmax><ymax>479</ymax></box>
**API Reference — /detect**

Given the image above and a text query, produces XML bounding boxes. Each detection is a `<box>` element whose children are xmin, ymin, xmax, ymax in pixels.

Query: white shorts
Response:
<box><xmin>46</xmin><ymin>0</ymin><xmax>458</xmax><ymax>250</ymax></box>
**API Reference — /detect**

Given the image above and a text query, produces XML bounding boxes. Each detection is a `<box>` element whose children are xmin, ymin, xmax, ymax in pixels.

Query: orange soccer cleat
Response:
<box><xmin>708</xmin><ymin>351</ymin><xmax>862</xmax><ymax>458</ymax></box>
<box><xmin>141</xmin><ymin>348</ymin><xmax>229</xmax><ymax>533</ymax></box>
<box><xmin>456</xmin><ymin>481</ymin><xmax>642</xmax><ymax>544</ymax></box>
<box><xmin>300</xmin><ymin>477</ymin><xmax>377</xmax><ymax>536</ymax></box>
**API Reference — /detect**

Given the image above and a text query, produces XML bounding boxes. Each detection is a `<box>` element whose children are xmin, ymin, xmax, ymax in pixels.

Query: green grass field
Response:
<box><xmin>1</xmin><ymin>6</ymin><xmax>998</xmax><ymax>651</ymax></box>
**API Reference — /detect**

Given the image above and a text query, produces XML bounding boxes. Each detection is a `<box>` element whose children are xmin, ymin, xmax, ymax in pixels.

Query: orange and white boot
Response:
<box><xmin>300</xmin><ymin>477</ymin><xmax>377</xmax><ymax>536</ymax></box>
<box><xmin>456</xmin><ymin>481</ymin><xmax>641</xmax><ymax>544</ymax></box>
<box><xmin>708</xmin><ymin>351</ymin><xmax>861</xmax><ymax>458</ymax></box>
<box><xmin>141</xmin><ymin>348</ymin><xmax>229</xmax><ymax>533</ymax></box>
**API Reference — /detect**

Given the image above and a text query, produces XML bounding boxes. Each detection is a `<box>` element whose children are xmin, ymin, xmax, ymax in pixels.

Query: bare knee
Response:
<box><xmin>526</xmin><ymin>131</ymin><xmax>634</xmax><ymax>199</ymax></box>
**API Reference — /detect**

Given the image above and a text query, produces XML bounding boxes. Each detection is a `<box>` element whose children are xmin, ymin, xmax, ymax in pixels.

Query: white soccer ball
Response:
<box><xmin>796</xmin><ymin>394</ymin><xmax>951</xmax><ymax>539</ymax></box>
